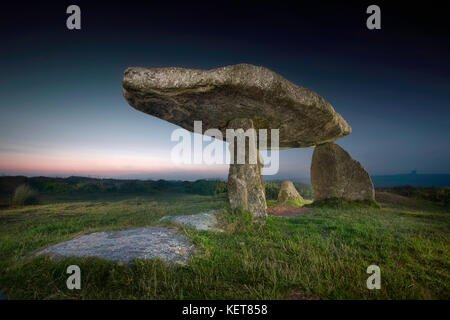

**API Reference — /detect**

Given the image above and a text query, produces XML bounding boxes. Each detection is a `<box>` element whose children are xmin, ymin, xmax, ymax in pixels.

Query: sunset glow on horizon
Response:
<box><xmin>0</xmin><ymin>2</ymin><xmax>448</xmax><ymax>180</ymax></box>
<box><xmin>0</xmin><ymin>147</ymin><xmax>230</xmax><ymax>179</ymax></box>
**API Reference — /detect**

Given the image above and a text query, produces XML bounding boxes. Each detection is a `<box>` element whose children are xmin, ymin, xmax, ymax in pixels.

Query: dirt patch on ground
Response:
<box><xmin>268</xmin><ymin>206</ymin><xmax>313</xmax><ymax>217</ymax></box>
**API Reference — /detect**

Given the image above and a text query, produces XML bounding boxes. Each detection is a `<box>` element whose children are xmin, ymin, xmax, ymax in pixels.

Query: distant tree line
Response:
<box><xmin>0</xmin><ymin>176</ymin><xmax>227</xmax><ymax>196</ymax></box>
<box><xmin>0</xmin><ymin>176</ymin><xmax>313</xmax><ymax>199</ymax></box>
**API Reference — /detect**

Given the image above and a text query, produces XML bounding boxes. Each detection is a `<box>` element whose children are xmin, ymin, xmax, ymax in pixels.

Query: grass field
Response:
<box><xmin>0</xmin><ymin>191</ymin><xmax>449</xmax><ymax>299</ymax></box>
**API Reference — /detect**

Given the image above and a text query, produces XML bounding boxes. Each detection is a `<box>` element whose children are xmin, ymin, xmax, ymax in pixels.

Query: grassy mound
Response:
<box><xmin>306</xmin><ymin>197</ymin><xmax>381</xmax><ymax>209</ymax></box>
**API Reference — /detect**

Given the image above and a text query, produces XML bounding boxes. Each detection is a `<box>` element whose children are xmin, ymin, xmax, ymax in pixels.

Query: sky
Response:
<box><xmin>0</xmin><ymin>1</ymin><xmax>449</xmax><ymax>182</ymax></box>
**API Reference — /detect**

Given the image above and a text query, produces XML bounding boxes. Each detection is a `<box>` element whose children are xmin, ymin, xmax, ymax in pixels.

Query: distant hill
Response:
<box><xmin>0</xmin><ymin>175</ymin><xmax>226</xmax><ymax>196</ymax></box>
<box><xmin>0</xmin><ymin>176</ymin><xmax>314</xmax><ymax>201</ymax></box>
<box><xmin>372</xmin><ymin>173</ymin><xmax>450</xmax><ymax>187</ymax></box>
<box><xmin>1</xmin><ymin>173</ymin><xmax>448</xmax><ymax>195</ymax></box>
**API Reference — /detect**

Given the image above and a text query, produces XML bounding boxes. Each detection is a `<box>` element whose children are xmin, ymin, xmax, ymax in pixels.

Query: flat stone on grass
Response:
<box><xmin>160</xmin><ymin>210</ymin><xmax>222</xmax><ymax>231</ymax></box>
<box><xmin>38</xmin><ymin>227</ymin><xmax>193</xmax><ymax>265</ymax></box>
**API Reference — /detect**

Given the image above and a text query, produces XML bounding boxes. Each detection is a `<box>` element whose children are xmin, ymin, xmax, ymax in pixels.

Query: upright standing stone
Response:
<box><xmin>227</xmin><ymin>119</ymin><xmax>267</xmax><ymax>220</ymax></box>
<box><xmin>278</xmin><ymin>180</ymin><xmax>304</xmax><ymax>205</ymax></box>
<box><xmin>311</xmin><ymin>143</ymin><xmax>375</xmax><ymax>201</ymax></box>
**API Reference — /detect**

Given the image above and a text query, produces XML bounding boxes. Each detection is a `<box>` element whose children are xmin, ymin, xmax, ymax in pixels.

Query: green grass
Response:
<box><xmin>0</xmin><ymin>192</ymin><xmax>449</xmax><ymax>299</ymax></box>
<box><xmin>306</xmin><ymin>197</ymin><xmax>381</xmax><ymax>209</ymax></box>
<box><xmin>286</xmin><ymin>198</ymin><xmax>304</xmax><ymax>207</ymax></box>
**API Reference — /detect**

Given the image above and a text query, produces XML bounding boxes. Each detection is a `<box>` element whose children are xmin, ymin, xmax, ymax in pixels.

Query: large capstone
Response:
<box><xmin>122</xmin><ymin>64</ymin><xmax>351</xmax><ymax>148</ymax></box>
<box><xmin>277</xmin><ymin>180</ymin><xmax>304</xmax><ymax>204</ymax></box>
<box><xmin>311</xmin><ymin>143</ymin><xmax>375</xmax><ymax>201</ymax></box>
<box><xmin>227</xmin><ymin>118</ymin><xmax>267</xmax><ymax>220</ymax></box>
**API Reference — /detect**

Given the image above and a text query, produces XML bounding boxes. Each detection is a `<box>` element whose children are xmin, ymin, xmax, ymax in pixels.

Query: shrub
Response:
<box><xmin>43</xmin><ymin>182</ymin><xmax>71</xmax><ymax>193</ymax></box>
<box><xmin>264</xmin><ymin>182</ymin><xmax>281</xmax><ymax>200</ymax></box>
<box><xmin>185</xmin><ymin>180</ymin><xmax>215</xmax><ymax>195</ymax></box>
<box><xmin>75</xmin><ymin>182</ymin><xmax>101</xmax><ymax>193</ymax></box>
<box><xmin>11</xmin><ymin>184</ymin><xmax>39</xmax><ymax>206</ymax></box>
<box><xmin>294</xmin><ymin>183</ymin><xmax>314</xmax><ymax>199</ymax></box>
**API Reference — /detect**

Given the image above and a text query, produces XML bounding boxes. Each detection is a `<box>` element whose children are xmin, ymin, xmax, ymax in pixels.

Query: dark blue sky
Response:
<box><xmin>0</xmin><ymin>1</ymin><xmax>449</xmax><ymax>182</ymax></box>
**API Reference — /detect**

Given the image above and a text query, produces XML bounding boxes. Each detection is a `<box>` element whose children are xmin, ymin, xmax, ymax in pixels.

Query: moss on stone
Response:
<box><xmin>286</xmin><ymin>197</ymin><xmax>305</xmax><ymax>208</ymax></box>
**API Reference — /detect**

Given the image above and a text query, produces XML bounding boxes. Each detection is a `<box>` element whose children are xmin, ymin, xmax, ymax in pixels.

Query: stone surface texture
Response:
<box><xmin>122</xmin><ymin>63</ymin><xmax>351</xmax><ymax>148</ymax></box>
<box><xmin>277</xmin><ymin>180</ymin><xmax>303</xmax><ymax>203</ymax></box>
<box><xmin>38</xmin><ymin>227</ymin><xmax>193</xmax><ymax>264</ymax></box>
<box><xmin>160</xmin><ymin>210</ymin><xmax>222</xmax><ymax>231</ymax></box>
<box><xmin>311</xmin><ymin>143</ymin><xmax>375</xmax><ymax>201</ymax></box>
<box><xmin>227</xmin><ymin>119</ymin><xmax>267</xmax><ymax>220</ymax></box>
